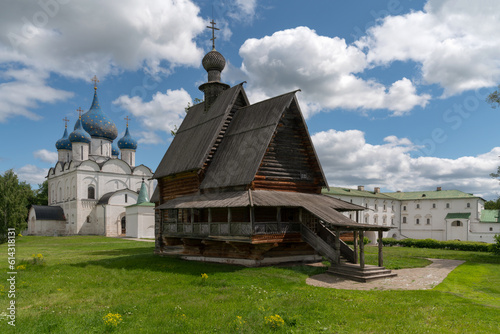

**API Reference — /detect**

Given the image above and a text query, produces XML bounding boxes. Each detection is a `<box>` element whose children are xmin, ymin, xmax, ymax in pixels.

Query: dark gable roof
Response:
<box><xmin>153</xmin><ymin>84</ymin><xmax>249</xmax><ymax>179</ymax></box>
<box><xmin>200</xmin><ymin>92</ymin><xmax>328</xmax><ymax>190</ymax></box>
<box><xmin>31</xmin><ymin>205</ymin><xmax>65</xmax><ymax>221</ymax></box>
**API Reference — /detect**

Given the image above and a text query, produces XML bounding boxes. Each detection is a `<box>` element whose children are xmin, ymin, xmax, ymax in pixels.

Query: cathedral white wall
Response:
<box><xmin>45</xmin><ymin>154</ymin><xmax>153</xmax><ymax>237</ymax></box>
<box><xmin>90</xmin><ymin>138</ymin><xmax>112</xmax><ymax>158</ymax></box>
<box><xmin>121</xmin><ymin>149</ymin><xmax>135</xmax><ymax>167</ymax></box>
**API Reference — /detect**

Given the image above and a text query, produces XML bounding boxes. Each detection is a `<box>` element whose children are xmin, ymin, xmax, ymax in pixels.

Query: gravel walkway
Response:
<box><xmin>306</xmin><ymin>258</ymin><xmax>465</xmax><ymax>290</ymax></box>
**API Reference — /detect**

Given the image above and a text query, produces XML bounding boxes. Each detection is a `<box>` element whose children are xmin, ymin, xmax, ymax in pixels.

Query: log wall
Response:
<box><xmin>253</xmin><ymin>102</ymin><xmax>323</xmax><ymax>193</ymax></box>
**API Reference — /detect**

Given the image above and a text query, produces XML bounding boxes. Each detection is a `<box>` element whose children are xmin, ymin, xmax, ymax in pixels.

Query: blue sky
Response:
<box><xmin>1</xmin><ymin>0</ymin><xmax>500</xmax><ymax>199</ymax></box>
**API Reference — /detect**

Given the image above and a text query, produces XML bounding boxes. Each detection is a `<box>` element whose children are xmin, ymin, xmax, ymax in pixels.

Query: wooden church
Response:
<box><xmin>154</xmin><ymin>23</ymin><xmax>393</xmax><ymax>280</ymax></box>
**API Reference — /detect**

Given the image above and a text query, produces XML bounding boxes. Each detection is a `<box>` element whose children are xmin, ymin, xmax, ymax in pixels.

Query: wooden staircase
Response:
<box><xmin>327</xmin><ymin>263</ymin><xmax>397</xmax><ymax>282</ymax></box>
<box><xmin>300</xmin><ymin>222</ymin><xmax>397</xmax><ymax>282</ymax></box>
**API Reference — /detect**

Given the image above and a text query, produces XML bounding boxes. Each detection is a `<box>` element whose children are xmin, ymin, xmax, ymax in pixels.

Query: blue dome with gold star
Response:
<box><xmin>69</xmin><ymin>118</ymin><xmax>91</xmax><ymax>143</ymax></box>
<box><xmin>117</xmin><ymin>126</ymin><xmax>137</xmax><ymax>150</ymax></box>
<box><xmin>81</xmin><ymin>87</ymin><xmax>118</xmax><ymax>141</ymax></box>
<box><xmin>55</xmin><ymin>127</ymin><xmax>72</xmax><ymax>150</ymax></box>
<box><xmin>112</xmin><ymin>142</ymin><xmax>120</xmax><ymax>156</ymax></box>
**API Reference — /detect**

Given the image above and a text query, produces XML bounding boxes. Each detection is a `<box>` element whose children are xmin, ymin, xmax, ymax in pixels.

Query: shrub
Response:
<box><xmin>381</xmin><ymin>238</ymin><xmax>492</xmax><ymax>252</ymax></box>
<box><xmin>491</xmin><ymin>234</ymin><xmax>500</xmax><ymax>255</ymax></box>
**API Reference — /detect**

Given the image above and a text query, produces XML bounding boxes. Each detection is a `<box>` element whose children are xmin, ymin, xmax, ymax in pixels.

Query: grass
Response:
<box><xmin>1</xmin><ymin>236</ymin><xmax>499</xmax><ymax>333</ymax></box>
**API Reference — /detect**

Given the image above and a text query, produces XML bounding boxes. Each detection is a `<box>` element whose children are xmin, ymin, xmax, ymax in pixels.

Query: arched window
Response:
<box><xmin>88</xmin><ymin>186</ymin><xmax>95</xmax><ymax>199</ymax></box>
<box><xmin>124</xmin><ymin>194</ymin><xmax>128</xmax><ymax>203</ymax></box>
<box><xmin>451</xmin><ymin>221</ymin><xmax>462</xmax><ymax>227</ymax></box>
<box><xmin>81</xmin><ymin>146</ymin><xmax>83</xmax><ymax>160</ymax></box>
<box><xmin>403</xmin><ymin>217</ymin><xmax>407</xmax><ymax>224</ymax></box>
<box><xmin>416</xmin><ymin>218</ymin><xmax>420</xmax><ymax>225</ymax></box>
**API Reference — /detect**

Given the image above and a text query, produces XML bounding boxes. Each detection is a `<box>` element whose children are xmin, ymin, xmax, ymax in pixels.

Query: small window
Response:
<box><xmin>416</xmin><ymin>218</ymin><xmax>420</xmax><ymax>225</ymax></box>
<box><xmin>86</xmin><ymin>216</ymin><xmax>91</xmax><ymax>223</ymax></box>
<box><xmin>403</xmin><ymin>206</ymin><xmax>407</xmax><ymax>211</ymax></box>
<box><xmin>403</xmin><ymin>217</ymin><xmax>407</xmax><ymax>224</ymax></box>
<box><xmin>451</xmin><ymin>221</ymin><xmax>462</xmax><ymax>227</ymax></box>
<box><xmin>446</xmin><ymin>203</ymin><xmax>450</xmax><ymax>209</ymax></box>
<box><xmin>88</xmin><ymin>186</ymin><xmax>95</xmax><ymax>199</ymax></box>
<box><xmin>490</xmin><ymin>227</ymin><xmax>493</xmax><ymax>232</ymax></box>
<box><xmin>365</xmin><ymin>203</ymin><xmax>368</xmax><ymax>208</ymax></box>
<box><xmin>466</xmin><ymin>202</ymin><xmax>471</xmax><ymax>208</ymax></box>
<box><xmin>383</xmin><ymin>217</ymin><xmax>387</xmax><ymax>225</ymax></box>
<box><xmin>125</xmin><ymin>194</ymin><xmax>128</xmax><ymax>203</ymax></box>
<box><xmin>432</xmin><ymin>203</ymin><xmax>436</xmax><ymax>209</ymax></box>
<box><xmin>416</xmin><ymin>204</ymin><xmax>420</xmax><ymax>209</ymax></box>
<box><xmin>374</xmin><ymin>204</ymin><xmax>378</xmax><ymax>210</ymax></box>
<box><xmin>374</xmin><ymin>217</ymin><xmax>378</xmax><ymax>224</ymax></box>
<box><xmin>426</xmin><ymin>218</ymin><xmax>430</xmax><ymax>225</ymax></box>
<box><xmin>383</xmin><ymin>204</ymin><xmax>387</xmax><ymax>211</ymax></box>
<box><xmin>365</xmin><ymin>216</ymin><xmax>368</xmax><ymax>223</ymax></box>
<box><xmin>350</xmin><ymin>199</ymin><xmax>353</xmax><ymax>203</ymax></box>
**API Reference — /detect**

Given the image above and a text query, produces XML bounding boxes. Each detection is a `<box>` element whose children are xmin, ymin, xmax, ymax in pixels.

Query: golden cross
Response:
<box><xmin>91</xmin><ymin>75</ymin><xmax>99</xmax><ymax>89</ymax></box>
<box><xmin>124</xmin><ymin>116</ymin><xmax>131</xmax><ymax>127</ymax></box>
<box><xmin>63</xmin><ymin>117</ymin><xmax>69</xmax><ymax>128</ymax></box>
<box><xmin>76</xmin><ymin>107</ymin><xmax>83</xmax><ymax>119</ymax></box>
<box><xmin>207</xmin><ymin>19</ymin><xmax>219</xmax><ymax>50</ymax></box>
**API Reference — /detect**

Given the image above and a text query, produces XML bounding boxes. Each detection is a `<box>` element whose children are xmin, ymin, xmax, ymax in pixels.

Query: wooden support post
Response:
<box><xmin>378</xmin><ymin>230</ymin><xmax>384</xmax><ymax>267</ymax></box>
<box><xmin>228</xmin><ymin>207</ymin><xmax>232</xmax><ymax>223</ymax></box>
<box><xmin>249</xmin><ymin>207</ymin><xmax>255</xmax><ymax>234</ymax></box>
<box><xmin>353</xmin><ymin>230</ymin><xmax>358</xmax><ymax>264</ymax></box>
<box><xmin>334</xmin><ymin>228</ymin><xmax>341</xmax><ymax>265</ymax></box>
<box><xmin>208</xmin><ymin>208</ymin><xmax>212</xmax><ymax>224</ymax></box>
<box><xmin>277</xmin><ymin>207</ymin><xmax>281</xmax><ymax>232</ymax></box>
<box><xmin>359</xmin><ymin>230</ymin><xmax>365</xmax><ymax>269</ymax></box>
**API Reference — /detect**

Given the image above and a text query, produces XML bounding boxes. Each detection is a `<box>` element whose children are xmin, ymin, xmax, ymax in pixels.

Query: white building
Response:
<box><xmin>324</xmin><ymin>186</ymin><xmax>499</xmax><ymax>243</ymax></box>
<box><xmin>28</xmin><ymin>82</ymin><xmax>154</xmax><ymax>237</ymax></box>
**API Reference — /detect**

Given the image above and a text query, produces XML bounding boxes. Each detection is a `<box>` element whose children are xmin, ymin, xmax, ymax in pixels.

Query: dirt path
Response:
<box><xmin>306</xmin><ymin>258</ymin><xmax>465</xmax><ymax>290</ymax></box>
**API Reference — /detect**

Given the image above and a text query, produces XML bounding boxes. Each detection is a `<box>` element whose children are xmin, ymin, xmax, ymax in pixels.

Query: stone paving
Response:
<box><xmin>306</xmin><ymin>258</ymin><xmax>465</xmax><ymax>290</ymax></box>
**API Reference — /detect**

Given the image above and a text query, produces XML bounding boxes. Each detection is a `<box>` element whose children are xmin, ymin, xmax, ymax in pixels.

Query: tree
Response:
<box><xmin>29</xmin><ymin>180</ymin><xmax>48</xmax><ymax>206</ymax></box>
<box><xmin>486</xmin><ymin>86</ymin><xmax>500</xmax><ymax>108</ymax></box>
<box><xmin>0</xmin><ymin>169</ymin><xmax>32</xmax><ymax>242</ymax></box>
<box><xmin>485</xmin><ymin>197</ymin><xmax>500</xmax><ymax>210</ymax></box>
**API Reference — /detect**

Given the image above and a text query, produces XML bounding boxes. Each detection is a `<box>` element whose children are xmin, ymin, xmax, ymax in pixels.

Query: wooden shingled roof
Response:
<box><xmin>200</xmin><ymin>91</ymin><xmax>324</xmax><ymax>189</ymax></box>
<box><xmin>153</xmin><ymin>84</ymin><xmax>249</xmax><ymax>179</ymax></box>
<box><xmin>157</xmin><ymin>190</ymin><xmax>389</xmax><ymax>230</ymax></box>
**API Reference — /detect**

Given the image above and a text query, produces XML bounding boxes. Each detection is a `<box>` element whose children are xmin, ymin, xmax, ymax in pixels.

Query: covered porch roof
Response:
<box><xmin>157</xmin><ymin>190</ymin><xmax>391</xmax><ymax>231</ymax></box>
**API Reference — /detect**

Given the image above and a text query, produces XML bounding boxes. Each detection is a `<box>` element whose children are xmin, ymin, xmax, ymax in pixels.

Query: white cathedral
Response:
<box><xmin>27</xmin><ymin>80</ymin><xmax>155</xmax><ymax>237</ymax></box>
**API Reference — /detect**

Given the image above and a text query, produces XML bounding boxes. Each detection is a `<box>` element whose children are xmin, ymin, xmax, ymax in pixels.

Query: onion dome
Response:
<box><xmin>117</xmin><ymin>125</ymin><xmax>137</xmax><ymax>150</ymax></box>
<box><xmin>81</xmin><ymin>86</ymin><xmax>118</xmax><ymax>141</ymax></box>
<box><xmin>202</xmin><ymin>49</ymin><xmax>226</xmax><ymax>73</ymax></box>
<box><xmin>55</xmin><ymin>127</ymin><xmax>72</xmax><ymax>150</ymax></box>
<box><xmin>69</xmin><ymin>118</ymin><xmax>91</xmax><ymax>143</ymax></box>
<box><xmin>112</xmin><ymin>142</ymin><xmax>120</xmax><ymax>156</ymax></box>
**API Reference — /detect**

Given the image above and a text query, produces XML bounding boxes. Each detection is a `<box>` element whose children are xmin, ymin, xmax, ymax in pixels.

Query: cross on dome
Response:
<box><xmin>91</xmin><ymin>75</ymin><xmax>99</xmax><ymax>90</ymax></box>
<box><xmin>207</xmin><ymin>19</ymin><xmax>219</xmax><ymax>50</ymax></box>
<box><xmin>76</xmin><ymin>107</ymin><xmax>84</xmax><ymax>119</ymax></box>
<box><xmin>124</xmin><ymin>116</ymin><xmax>131</xmax><ymax>127</ymax></box>
<box><xmin>63</xmin><ymin>117</ymin><xmax>69</xmax><ymax>128</ymax></box>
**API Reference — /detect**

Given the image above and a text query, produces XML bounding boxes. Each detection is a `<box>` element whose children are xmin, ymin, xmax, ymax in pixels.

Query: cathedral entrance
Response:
<box><xmin>121</xmin><ymin>216</ymin><xmax>126</xmax><ymax>235</ymax></box>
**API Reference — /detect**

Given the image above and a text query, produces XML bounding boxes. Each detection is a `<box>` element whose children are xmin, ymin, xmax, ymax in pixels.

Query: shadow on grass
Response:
<box><xmin>70</xmin><ymin>251</ymin><xmax>246</xmax><ymax>276</ymax></box>
<box><xmin>83</xmin><ymin>247</ymin><xmax>155</xmax><ymax>256</ymax></box>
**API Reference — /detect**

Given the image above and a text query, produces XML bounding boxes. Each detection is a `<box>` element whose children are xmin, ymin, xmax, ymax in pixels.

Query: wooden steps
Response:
<box><xmin>327</xmin><ymin>263</ymin><xmax>397</xmax><ymax>282</ymax></box>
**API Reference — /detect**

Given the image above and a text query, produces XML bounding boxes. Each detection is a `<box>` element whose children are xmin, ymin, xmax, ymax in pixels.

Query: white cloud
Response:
<box><xmin>312</xmin><ymin>129</ymin><xmax>500</xmax><ymax>199</ymax></box>
<box><xmin>33</xmin><ymin>149</ymin><xmax>58</xmax><ymax>164</ymax></box>
<box><xmin>0</xmin><ymin>0</ymin><xmax>206</xmax><ymax>79</ymax></box>
<box><xmin>0</xmin><ymin>0</ymin><xmax>206</xmax><ymax>121</ymax></box>
<box><xmin>15</xmin><ymin>164</ymin><xmax>47</xmax><ymax>185</ymax></box>
<box><xmin>357</xmin><ymin>0</ymin><xmax>500</xmax><ymax>96</ymax></box>
<box><xmin>113</xmin><ymin>89</ymin><xmax>192</xmax><ymax>143</ymax></box>
<box><xmin>0</xmin><ymin>69</ymin><xmax>73</xmax><ymax>122</ymax></box>
<box><xmin>239</xmin><ymin>26</ymin><xmax>430</xmax><ymax>117</ymax></box>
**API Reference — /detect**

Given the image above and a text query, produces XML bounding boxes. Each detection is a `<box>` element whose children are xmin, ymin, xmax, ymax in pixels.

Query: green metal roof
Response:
<box><xmin>480</xmin><ymin>210</ymin><xmax>500</xmax><ymax>223</ymax></box>
<box><xmin>323</xmin><ymin>187</ymin><xmax>394</xmax><ymax>200</ymax></box>
<box><xmin>384</xmin><ymin>189</ymin><xmax>478</xmax><ymax>201</ymax></box>
<box><xmin>445</xmin><ymin>212</ymin><xmax>471</xmax><ymax>220</ymax></box>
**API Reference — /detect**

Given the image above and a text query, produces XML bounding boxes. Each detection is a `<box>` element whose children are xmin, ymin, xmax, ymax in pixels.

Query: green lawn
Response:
<box><xmin>1</xmin><ymin>236</ymin><xmax>499</xmax><ymax>333</ymax></box>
